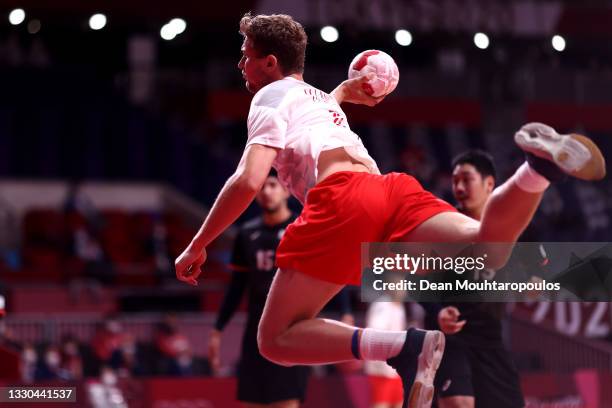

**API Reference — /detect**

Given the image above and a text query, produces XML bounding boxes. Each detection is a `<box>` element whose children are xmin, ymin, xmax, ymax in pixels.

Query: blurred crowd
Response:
<box><xmin>0</xmin><ymin>315</ymin><xmax>210</xmax><ymax>383</ymax></box>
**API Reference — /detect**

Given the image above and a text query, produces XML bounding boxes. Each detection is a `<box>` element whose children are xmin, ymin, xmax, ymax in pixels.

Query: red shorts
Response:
<box><xmin>275</xmin><ymin>171</ymin><xmax>456</xmax><ymax>285</ymax></box>
<box><xmin>368</xmin><ymin>375</ymin><xmax>404</xmax><ymax>404</ymax></box>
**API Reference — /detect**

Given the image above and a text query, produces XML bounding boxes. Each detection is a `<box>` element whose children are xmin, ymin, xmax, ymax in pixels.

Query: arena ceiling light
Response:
<box><xmin>552</xmin><ymin>35</ymin><xmax>566</xmax><ymax>52</ymax></box>
<box><xmin>160</xmin><ymin>23</ymin><xmax>176</xmax><ymax>41</ymax></box>
<box><xmin>320</xmin><ymin>26</ymin><xmax>339</xmax><ymax>43</ymax></box>
<box><xmin>8</xmin><ymin>8</ymin><xmax>26</xmax><ymax>25</ymax></box>
<box><xmin>395</xmin><ymin>29</ymin><xmax>413</xmax><ymax>46</ymax></box>
<box><xmin>160</xmin><ymin>18</ymin><xmax>187</xmax><ymax>41</ymax></box>
<box><xmin>89</xmin><ymin>13</ymin><xmax>107</xmax><ymax>30</ymax></box>
<box><xmin>474</xmin><ymin>32</ymin><xmax>490</xmax><ymax>50</ymax></box>
<box><xmin>168</xmin><ymin>18</ymin><xmax>187</xmax><ymax>35</ymax></box>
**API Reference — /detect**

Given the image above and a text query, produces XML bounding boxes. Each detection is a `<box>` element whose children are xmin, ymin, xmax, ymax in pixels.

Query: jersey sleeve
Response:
<box><xmin>229</xmin><ymin>230</ymin><xmax>249</xmax><ymax>271</ymax></box>
<box><xmin>214</xmin><ymin>270</ymin><xmax>248</xmax><ymax>331</ymax></box>
<box><xmin>246</xmin><ymin>87</ymin><xmax>288</xmax><ymax>149</ymax></box>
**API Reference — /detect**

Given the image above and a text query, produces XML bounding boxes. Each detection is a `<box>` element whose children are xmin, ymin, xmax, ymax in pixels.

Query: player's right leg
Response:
<box><xmin>404</xmin><ymin>123</ymin><xmax>606</xmax><ymax>267</ymax></box>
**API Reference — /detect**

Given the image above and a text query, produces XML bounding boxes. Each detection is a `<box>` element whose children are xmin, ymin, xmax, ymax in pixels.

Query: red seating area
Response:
<box><xmin>1</xmin><ymin>208</ymin><xmax>200</xmax><ymax>286</ymax></box>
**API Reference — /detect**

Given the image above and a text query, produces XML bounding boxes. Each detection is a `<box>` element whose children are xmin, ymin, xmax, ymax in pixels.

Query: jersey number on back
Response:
<box><xmin>328</xmin><ymin>109</ymin><xmax>346</xmax><ymax>127</ymax></box>
<box><xmin>256</xmin><ymin>249</ymin><xmax>275</xmax><ymax>271</ymax></box>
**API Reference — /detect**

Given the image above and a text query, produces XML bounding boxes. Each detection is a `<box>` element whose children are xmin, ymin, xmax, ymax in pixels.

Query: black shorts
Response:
<box><xmin>237</xmin><ymin>334</ymin><xmax>310</xmax><ymax>404</ymax></box>
<box><xmin>433</xmin><ymin>337</ymin><xmax>525</xmax><ymax>408</ymax></box>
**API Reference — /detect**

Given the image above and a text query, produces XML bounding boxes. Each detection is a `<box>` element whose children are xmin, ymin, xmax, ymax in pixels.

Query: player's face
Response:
<box><xmin>256</xmin><ymin>176</ymin><xmax>289</xmax><ymax>213</ymax></box>
<box><xmin>238</xmin><ymin>37</ymin><xmax>274</xmax><ymax>93</ymax></box>
<box><xmin>452</xmin><ymin>164</ymin><xmax>493</xmax><ymax>212</ymax></box>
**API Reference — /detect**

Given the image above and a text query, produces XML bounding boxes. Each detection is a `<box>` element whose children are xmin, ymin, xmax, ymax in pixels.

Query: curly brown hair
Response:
<box><xmin>239</xmin><ymin>13</ymin><xmax>307</xmax><ymax>75</ymax></box>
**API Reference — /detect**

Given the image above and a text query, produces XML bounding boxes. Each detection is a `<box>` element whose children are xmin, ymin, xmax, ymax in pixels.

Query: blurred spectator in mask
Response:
<box><xmin>36</xmin><ymin>344</ymin><xmax>63</xmax><ymax>380</ymax></box>
<box><xmin>92</xmin><ymin>318</ymin><xmax>126</xmax><ymax>372</ymax></box>
<box><xmin>0</xmin><ymin>319</ymin><xmax>20</xmax><ymax>350</ymax></box>
<box><xmin>60</xmin><ymin>334</ymin><xmax>83</xmax><ymax>380</ymax></box>
<box><xmin>21</xmin><ymin>343</ymin><xmax>38</xmax><ymax>382</ymax></box>
<box><xmin>117</xmin><ymin>334</ymin><xmax>145</xmax><ymax>377</ymax></box>
<box><xmin>155</xmin><ymin>315</ymin><xmax>193</xmax><ymax>376</ymax></box>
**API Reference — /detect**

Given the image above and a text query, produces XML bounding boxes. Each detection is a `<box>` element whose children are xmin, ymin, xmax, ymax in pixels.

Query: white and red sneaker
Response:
<box><xmin>515</xmin><ymin>123</ymin><xmax>606</xmax><ymax>181</ymax></box>
<box><xmin>387</xmin><ymin>328</ymin><xmax>445</xmax><ymax>408</ymax></box>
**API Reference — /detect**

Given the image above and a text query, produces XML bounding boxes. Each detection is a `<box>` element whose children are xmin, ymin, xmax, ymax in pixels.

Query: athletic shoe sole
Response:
<box><xmin>515</xmin><ymin>122</ymin><xmax>606</xmax><ymax>181</ymax></box>
<box><xmin>406</xmin><ymin>330</ymin><xmax>445</xmax><ymax>408</ymax></box>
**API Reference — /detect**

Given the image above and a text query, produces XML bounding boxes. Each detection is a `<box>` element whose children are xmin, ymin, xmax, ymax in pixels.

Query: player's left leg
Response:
<box><xmin>257</xmin><ymin>267</ymin><xmax>354</xmax><ymax>365</ymax></box>
<box><xmin>405</xmin><ymin>123</ymin><xmax>606</xmax><ymax>268</ymax></box>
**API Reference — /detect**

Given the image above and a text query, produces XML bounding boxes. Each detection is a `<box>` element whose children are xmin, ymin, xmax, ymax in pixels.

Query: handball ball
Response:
<box><xmin>348</xmin><ymin>50</ymin><xmax>399</xmax><ymax>97</ymax></box>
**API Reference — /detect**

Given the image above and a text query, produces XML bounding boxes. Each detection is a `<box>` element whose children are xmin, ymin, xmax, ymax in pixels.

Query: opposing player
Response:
<box><xmin>421</xmin><ymin>150</ymin><xmax>526</xmax><ymax>408</ymax></box>
<box><xmin>176</xmin><ymin>13</ymin><xmax>606</xmax><ymax>408</ymax></box>
<box><xmin>209</xmin><ymin>172</ymin><xmax>309</xmax><ymax>407</ymax></box>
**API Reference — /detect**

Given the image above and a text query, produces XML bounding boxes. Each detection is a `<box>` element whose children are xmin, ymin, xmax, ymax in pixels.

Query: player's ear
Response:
<box><xmin>266</xmin><ymin>54</ymin><xmax>278</xmax><ymax>70</ymax></box>
<box><xmin>485</xmin><ymin>175</ymin><xmax>495</xmax><ymax>193</ymax></box>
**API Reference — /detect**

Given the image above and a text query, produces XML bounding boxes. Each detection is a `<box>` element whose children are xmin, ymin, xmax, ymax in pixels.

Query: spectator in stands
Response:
<box><xmin>60</xmin><ymin>334</ymin><xmax>83</xmax><ymax>381</ymax></box>
<box><xmin>117</xmin><ymin>334</ymin><xmax>146</xmax><ymax>377</ymax></box>
<box><xmin>20</xmin><ymin>343</ymin><xmax>37</xmax><ymax>383</ymax></box>
<box><xmin>155</xmin><ymin>315</ymin><xmax>194</xmax><ymax>376</ymax></box>
<box><xmin>92</xmin><ymin>318</ymin><xmax>127</xmax><ymax>372</ymax></box>
<box><xmin>63</xmin><ymin>184</ymin><xmax>111</xmax><ymax>288</ymax></box>
<box><xmin>0</xmin><ymin>320</ymin><xmax>20</xmax><ymax>350</ymax></box>
<box><xmin>35</xmin><ymin>344</ymin><xmax>63</xmax><ymax>380</ymax></box>
<box><xmin>0</xmin><ymin>198</ymin><xmax>20</xmax><ymax>272</ymax></box>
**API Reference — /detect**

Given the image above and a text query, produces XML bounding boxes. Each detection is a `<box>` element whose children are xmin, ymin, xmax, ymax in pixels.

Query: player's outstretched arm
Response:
<box><xmin>175</xmin><ymin>144</ymin><xmax>278</xmax><ymax>285</ymax></box>
<box><xmin>331</xmin><ymin>73</ymin><xmax>386</xmax><ymax>107</ymax></box>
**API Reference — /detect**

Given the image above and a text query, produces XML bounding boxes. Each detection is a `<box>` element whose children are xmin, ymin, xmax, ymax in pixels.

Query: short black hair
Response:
<box><xmin>451</xmin><ymin>150</ymin><xmax>496</xmax><ymax>180</ymax></box>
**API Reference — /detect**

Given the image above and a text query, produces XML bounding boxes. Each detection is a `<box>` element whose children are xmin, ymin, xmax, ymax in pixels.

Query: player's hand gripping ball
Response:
<box><xmin>348</xmin><ymin>50</ymin><xmax>399</xmax><ymax>98</ymax></box>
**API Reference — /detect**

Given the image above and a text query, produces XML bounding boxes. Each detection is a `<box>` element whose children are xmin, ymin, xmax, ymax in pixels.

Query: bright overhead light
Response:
<box><xmin>320</xmin><ymin>26</ymin><xmax>339</xmax><ymax>43</ymax></box>
<box><xmin>89</xmin><ymin>13</ymin><xmax>107</xmax><ymax>30</ymax></box>
<box><xmin>552</xmin><ymin>35</ymin><xmax>566</xmax><ymax>52</ymax></box>
<box><xmin>474</xmin><ymin>32</ymin><xmax>490</xmax><ymax>50</ymax></box>
<box><xmin>169</xmin><ymin>18</ymin><xmax>186</xmax><ymax>35</ymax></box>
<box><xmin>9</xmin><ymin>8</ymin><xmax>25</xmax><ymax>25</ymax></box>
<box><xmin>395</xmin><ymin>29</ymin><xmax>412</xmax><ymax>46</ymax></box>
<box><xmin>160</xmin><ymin>24</ymin><xmax>176</xmax><ymax>41</ymax></box>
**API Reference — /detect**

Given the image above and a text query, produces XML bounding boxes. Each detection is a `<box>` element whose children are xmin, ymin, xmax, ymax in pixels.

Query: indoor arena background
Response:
<box><xmin>0</xmin><ymin>1</ymin><xmax>611</xmax><ymax>407</ymax></box>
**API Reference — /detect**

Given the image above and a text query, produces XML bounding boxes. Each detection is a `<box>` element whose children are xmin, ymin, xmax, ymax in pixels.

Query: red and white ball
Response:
<box><xmin>348</xmin><ymin>49</ymin><xmax>399</xmax><ymax>97</ymax></box>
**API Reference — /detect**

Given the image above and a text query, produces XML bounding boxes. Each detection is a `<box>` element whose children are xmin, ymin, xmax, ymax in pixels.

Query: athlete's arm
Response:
<box><xmin>331</xmin><ymin>74</ymin><xmax>386</xmax><ymax>106</ymax></box>
<box><xmin>175</xmin><ymin>144</ymin><xmax>278</xmax><ymax>285</ymax></box>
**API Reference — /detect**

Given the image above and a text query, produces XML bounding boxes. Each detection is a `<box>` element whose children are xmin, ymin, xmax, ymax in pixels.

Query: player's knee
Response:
<box><xmin>257</xmin><ymin>327</ymin><xmax>296</xmax><ymax>367</ymax></box>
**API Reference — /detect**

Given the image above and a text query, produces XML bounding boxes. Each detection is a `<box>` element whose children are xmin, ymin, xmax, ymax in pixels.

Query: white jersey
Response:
<box><xmin>246</xmin><ymin>76</ymin><xmax>380</xmax><ymax>204</ymax></box>
<box><xmin>364</xmin><ymin>300</ymin><xmax>406</xmax><ymax>378</ymax></box>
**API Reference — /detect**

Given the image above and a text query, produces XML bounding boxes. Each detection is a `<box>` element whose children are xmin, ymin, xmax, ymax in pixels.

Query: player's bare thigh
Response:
<box><xmin>242</xmin><ymin>400</ymin><xmax>300</xmax><ymax>408</ymax></box>
<box><xmin>401</xmin><ymin>211</ymin><xmax>480</xmax><ymax>243</ymax></box>
<box><xmin>257</xmin><ymin>268</ymin><xmax>344</xmax><ymax>356</ymax></box>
